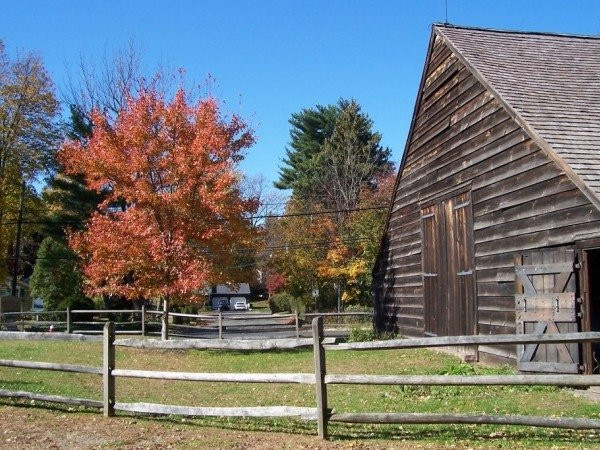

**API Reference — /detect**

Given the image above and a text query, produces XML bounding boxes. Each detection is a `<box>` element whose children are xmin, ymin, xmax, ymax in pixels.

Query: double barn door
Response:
<box><xmin>421</xmin><ymin>191</ymin><xmax>476</xmax><ymax>338</ymax></box>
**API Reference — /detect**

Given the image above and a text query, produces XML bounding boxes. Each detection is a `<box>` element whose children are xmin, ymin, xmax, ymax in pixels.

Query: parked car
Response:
<box><xmin>217</xmin><ymin>298</ymin><xmax>230</xmax><ymax>311</ymax></box>
<box><xmin>231</xmin><ymin>296</ymin><xmax>249</xmax><ymax>311</ymax></box>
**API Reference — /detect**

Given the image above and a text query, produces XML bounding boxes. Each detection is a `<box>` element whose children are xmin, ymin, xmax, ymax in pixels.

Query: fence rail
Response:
<box><xmin>1</xmin><ymin>319</ymin><xmax>600</xmax><ymax>440</ymax></box>
<box><xmin>0</xmin><ymin>307</ymin><xmax>367</xmax><ymax>340</ymax></box>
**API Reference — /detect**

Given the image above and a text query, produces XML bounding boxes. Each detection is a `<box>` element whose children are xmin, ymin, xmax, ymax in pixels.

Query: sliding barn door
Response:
<box><xmin>421</xmin><ymin>191</ymin><xmax>476</xmax><ymax>341</ymax></box>
<box><xmin>445</xmin><ymin>192</ymin><xmax>476</xmax><ymax>338</ymax></box>
<box><xmin>422</xmin><ymin>202</ymin><xmax>446</xmax><ymax>336</ymax></box>
<box><xmin>515</xmin><ymin>249</ymin><xmax>580</xmax><ymax>373</ymax></box>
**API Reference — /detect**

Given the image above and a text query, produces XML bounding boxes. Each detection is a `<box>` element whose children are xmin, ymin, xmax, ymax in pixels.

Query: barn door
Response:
<box><xmin>445</xmin><ymin>191</ymin><xmax>476</xmax><ymax>338</ymax></box>
<box><xmin>421</xmin><ymin>190</ymin><xmax>476</xmax><ymax>346</ymax></box>
<box><xmin>515</xmin><ymin>249</ymin><xmax>580</xmax><ymax>373</ymax></box>
<box><xmin>422</xmin><ymin>202</ymin><xmax>446</xmax><ymax>336</ymax></box>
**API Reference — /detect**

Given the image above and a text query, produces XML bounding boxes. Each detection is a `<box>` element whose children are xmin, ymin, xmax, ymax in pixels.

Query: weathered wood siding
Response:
<box><xmin>374</xmin><ymin>34</ymin><xmax>600</xmax><ymax>363</ymax></box>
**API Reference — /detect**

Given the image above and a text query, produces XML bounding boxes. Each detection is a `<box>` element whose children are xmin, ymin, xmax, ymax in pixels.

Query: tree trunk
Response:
<box><xmin>11</xmin><ymin>180</ymin><xmax>25</xmax><ymax>298</ymax></box>
<box><xmin>161</xmin><ymin>297</ymin><xmax>169</xmax><ymax>341</ymax></box>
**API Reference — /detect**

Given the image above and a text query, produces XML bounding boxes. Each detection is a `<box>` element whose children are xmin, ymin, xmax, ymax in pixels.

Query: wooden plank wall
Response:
<box><xmin>374</xmin><ymin>34</ymin><xmax>600</xmax><ymax>364</ymax></box>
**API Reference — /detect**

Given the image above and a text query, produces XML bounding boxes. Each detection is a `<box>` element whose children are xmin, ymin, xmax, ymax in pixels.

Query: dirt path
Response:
<box><xmin>0</xmin><ymin>405</ymin><xmax>444</xmax><ymax>450</ymax></box>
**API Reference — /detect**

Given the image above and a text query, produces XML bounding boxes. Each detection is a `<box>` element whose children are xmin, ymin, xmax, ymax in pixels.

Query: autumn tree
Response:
<box><xmin>0</xmin><ymin>40</ymin><xmax>60</xmax><ymax>290</ymax></box>
<box><xmin>269</xmin><ymin>99</ymin><xmax>394</xmax><ymax>309</ymax></box>
<box><xmin>59</xmin><ymin>84</ymin><xmax>258</xmax><ymax>336</ymax></box>
<box><xmin>317</xmin><ymin>172</ymin><xmax>395</xmax><ymax>305</ymax></box>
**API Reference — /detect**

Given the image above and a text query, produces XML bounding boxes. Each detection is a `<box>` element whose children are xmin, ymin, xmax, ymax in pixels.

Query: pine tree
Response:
<box><xmin>30</xmin><ymin>237</ymin><xmax>91</xmax><ymax>310</ymax></box>
<box><xmin>275</xmin><ymin>99</ymin><xmax>391</xmax><ymax>209</ymax></box>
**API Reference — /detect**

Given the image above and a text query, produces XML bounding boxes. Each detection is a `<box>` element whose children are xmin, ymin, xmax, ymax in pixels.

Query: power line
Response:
<box><xmin>1</xmin><ymin>204</ymin><xmax>389</xmax><ymax>226</ymax></box>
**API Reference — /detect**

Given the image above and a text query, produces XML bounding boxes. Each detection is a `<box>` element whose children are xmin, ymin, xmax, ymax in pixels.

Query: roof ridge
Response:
<box><xmin>434</xmin><ymin>22</ymin><xmax>600</xmax><ymax>40</ymax></box>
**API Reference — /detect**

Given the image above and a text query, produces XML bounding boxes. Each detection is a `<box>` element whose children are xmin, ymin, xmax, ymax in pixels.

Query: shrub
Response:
<box><xmin>348</xmin><ymin>327</ymin><xmax>375</xmax><ymax>342</ymax></box>
<box><xmin>347</xmin><ymin>326</ymin><xmax>396</xmax><ymax>342</ymax></box>
<box><xmin>269</xmin><ymin>292</ymin><xmax>294</xmax><ymax>313</ymax></box>
<box><xmin>268</xmin><ymin>292</ymin><xmax>309</xmax><ymax>313</ymax></box>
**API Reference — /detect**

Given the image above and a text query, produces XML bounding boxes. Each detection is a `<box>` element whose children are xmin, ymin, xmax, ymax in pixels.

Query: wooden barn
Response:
<box><xmin>373</xmin><ymin>24</ymin><xmax>600</xmax><ymax>374</ymax></box>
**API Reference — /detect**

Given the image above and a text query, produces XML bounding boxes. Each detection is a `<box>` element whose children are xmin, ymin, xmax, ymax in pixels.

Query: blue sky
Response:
<box><xmin>1</xmin><ymin>1</ymin><xmax>599</xmax><ymax>192</ymax></box>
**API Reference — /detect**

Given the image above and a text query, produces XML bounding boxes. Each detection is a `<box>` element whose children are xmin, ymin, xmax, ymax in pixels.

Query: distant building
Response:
<box><xmin>0</xmin><ymin>277</ymin><xmax>32</xmax><ymax>313</ymax></box>
<box><xmin>210</xmin><ymin>283</ymin><xmax>251</xmax><ymax>310</ymax></box>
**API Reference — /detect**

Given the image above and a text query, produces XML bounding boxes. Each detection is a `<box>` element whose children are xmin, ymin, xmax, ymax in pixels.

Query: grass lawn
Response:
<box><xmin>1</xmin><ymin>339</ymin><xmax>600</xmax><ymax>448</ymax></box>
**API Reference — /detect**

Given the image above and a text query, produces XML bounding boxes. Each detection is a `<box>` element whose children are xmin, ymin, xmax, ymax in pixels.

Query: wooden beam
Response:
<box><xmin>0</xmin><ymin>389</ymin><xmax>102</xmax><ymax>409</ymax></box>
<box><xmin>218</xmin><ymin>311</ymin><xmax>223</xmax><ymax>339</ymax></box>
<box><xmin>519</xmin><ymin>322</ymin><xmax>547</xmax><ymax>363</ymax></box>
<box><xmin>0</xmin><ymin>359</ymin><xmax>101</xmax><ymax>375</ymax></box>
<box><xmin>103</xmin><ymin>322</ymin><xmax>115</xmax><ymax>417</ymax></box>
<box><xmin>0</xmin><ymin>331</ymin><xmax>101</xmax><ymax>342</ymax></box>
<box><xmin>112</xmin><ymin>369</ymin><xmax>314</xmax><ymax>384</ymax></box>
<box><xmin>66</xmin><ymin>307</ymin><xmax>72</xmax><ymax>334</ymax></box>
<box><xmin>141</xmin><ymin>305</ymin><xmax>146</xmax><ymax>336</ymax></box>
<box><xmin>114</xmin><ymin>337</ymin><xmax>336</xmax><ymax>350</ymax></box>
<box><xmin>313</xmin><ymin>317</ymin><xmax>328</xmax><ymax>440</ymax></box>
<box><xmin>327</xmin><ymin>332</ymin><xmax>600</xmax><ymax>351</ymax></box>
<box><xmin>329</xmin><ymin>412</ymin><xmax>600</xmax><ymax>429</ymax></box>
<box><xmin>325</xmin><ymin>374</ymin><xmax>600</xmax><ymax>386</ymax></box>
<box><xmin>71</xmin><ymin>309</ymin><xmax>142</xmax><ymax>314</ymax></box>
<box><xmin>161</xmin><ymin>298</ymin><xmax>169</xmax><ymax>341</ymax></box>
<box><xmin>304</xmin><ymin>312</ymin><xmax>372</xmax><ymax>317</ymax></box>
<box><xmin>113</xmin><ymin>402</ymin><xmax>317</xmax><ymax>419</ymax></box>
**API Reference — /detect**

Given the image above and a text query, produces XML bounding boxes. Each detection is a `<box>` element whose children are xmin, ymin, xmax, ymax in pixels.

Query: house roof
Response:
<box><xmin>434</xmin><ymin>24</ymin><xmax>600</xmax><ymax>208</ymax></box>
<box><xmin>214</xmin><ymin>283</ymin><xmax>251</xmax><ymax>295</ymax></box>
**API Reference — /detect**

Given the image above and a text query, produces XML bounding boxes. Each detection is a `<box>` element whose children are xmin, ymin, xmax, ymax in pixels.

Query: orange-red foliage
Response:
<box><xmin>59</xmin><ymin>87</ymin><xmax>258</xmax><ymax>303</ymax></box>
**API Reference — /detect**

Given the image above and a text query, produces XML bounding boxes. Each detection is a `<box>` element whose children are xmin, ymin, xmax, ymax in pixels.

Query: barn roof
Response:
<box><xmin>434</xmin><ymin>24</ymin><xmax>600</xmax><ymax>208</ymax></box>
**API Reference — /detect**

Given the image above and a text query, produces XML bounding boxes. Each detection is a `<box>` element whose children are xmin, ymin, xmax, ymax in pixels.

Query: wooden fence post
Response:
<box><xmin>312</xmin><ymin>316</ymin><xmax>328</xmax><ymax>439</ymax></box>
<box><xmin>295</xmin><ymin>309</ymin><xmax>300</xmax><ymax>339</ymax></box>
<box><xmin>218</xmin><ymin>312</ymin><xmax>223</xmax><ymax>339</ymax></box>
<box><xmin>103</xmin><ymin>321</ymin><xmax>115</xmax><ymax>417</ymax></box>
<box><xmin>161</xmin><ymin>298</ymin><xmax>169</xmax><ymax>341</ymax></box>
<box><xmin>66</xmin><ymin>307</ymin><xmax>72</xmax><ymax>334</ymax></box>
<box><xmin>141</xmin><ymin>305</ymin><xmax>146</xmax><ymax>336</ymax></box>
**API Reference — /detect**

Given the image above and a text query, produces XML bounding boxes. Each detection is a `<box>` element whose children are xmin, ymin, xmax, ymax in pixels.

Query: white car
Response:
<box><xmin>231</xmin><ymin>297</ymin><xmax>249</xmax><ymax>311</ymax></box>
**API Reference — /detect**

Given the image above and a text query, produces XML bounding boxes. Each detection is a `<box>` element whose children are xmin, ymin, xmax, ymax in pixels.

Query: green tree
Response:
<box><xmin>274</xmin><ymin>103</ymin><xmax>339</xmax><ymax>198</ymax></box>
<box><xmin>41</xmin><ymin>108</ymin><xmax>102</xmax><ymax>240</ymax></box>
<box><xmin>275</xmin><ymin>99</ymin><xmax>391</xmax><ymax>210</ymax></box>
<box><xmin>30</xmin><ymin>237</ymin><xmax>92</xmax><ymax>310</ymax></box>
<box><xmin>315</xmin><ymin>100</ymin><xmax>392</xmax><ymax>212</ymax></box>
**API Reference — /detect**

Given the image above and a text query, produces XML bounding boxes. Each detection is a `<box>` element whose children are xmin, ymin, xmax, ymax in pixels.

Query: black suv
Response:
<box><xmin>217</xmin><ymin>299</ymin><xmax>230</xmax><ymax>311</ymax></box>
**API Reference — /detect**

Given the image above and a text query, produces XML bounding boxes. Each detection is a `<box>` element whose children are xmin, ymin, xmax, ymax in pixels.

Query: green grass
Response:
<box><xmin>1</xmin><ymin>340</ymin><xmax>600</xmax><ymax>447</ymax></box>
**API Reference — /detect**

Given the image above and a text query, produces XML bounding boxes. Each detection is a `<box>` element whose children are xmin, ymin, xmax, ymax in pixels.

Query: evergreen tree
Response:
<box><xmin>315</xmin><ymin>100</ymin><xmax>392</xmax><ymax>212</ymax></box>
<box><xmin>274</xmin><ymin>103</ymin><xmax>340</xmax><ymax>198</ymax></box>
<box><xmin>275</xmin><ymin>99</ymin><xmax>391</xmax><ymax>209</ymax></box>
<box><xmin>41</xmin><ymin>107</ymin><xmax>102</xmax><ymax>240</ymax></box>
<box><xmin>30</xmin><ymin>237</ymin><xmax>92</xmax><ymax>310</ymax></box>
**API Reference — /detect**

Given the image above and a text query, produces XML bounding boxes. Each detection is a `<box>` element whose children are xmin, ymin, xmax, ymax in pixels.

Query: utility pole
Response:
<box><xmin>11</xmin><ymin>180</ymin><xmax>25</xmax><ymax>298</ymax></box>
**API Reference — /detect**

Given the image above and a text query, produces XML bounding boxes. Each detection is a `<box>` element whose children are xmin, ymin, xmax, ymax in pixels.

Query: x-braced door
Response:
<box><xmin>515</xmin><ymin>252</ymin><xmax>580</xmax><ymax>373</ymax></box>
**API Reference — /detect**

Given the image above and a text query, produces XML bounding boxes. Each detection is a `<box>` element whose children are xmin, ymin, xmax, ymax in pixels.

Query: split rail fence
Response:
<box><xmin>2</xmin><ymin>317</ymin><xmax>600</xmax><ymax>440</ymax></box>
<box><xmin>0</xmin><ymin>308</ymin><xmax>371</xmax><ymax>340</ymax></box>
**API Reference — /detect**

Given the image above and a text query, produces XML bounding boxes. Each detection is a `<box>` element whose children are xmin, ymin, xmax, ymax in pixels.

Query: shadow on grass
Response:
<box><xmin>2</xmin><ymin>398</ymin><xmax>600</xmax><ymax>446</ymax></box>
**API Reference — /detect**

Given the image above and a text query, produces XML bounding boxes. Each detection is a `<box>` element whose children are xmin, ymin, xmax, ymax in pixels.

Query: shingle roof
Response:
<box><xmin>435</xmin><ymin>24</ymin><xmax>600</xmax><ymax>206</ymax></box>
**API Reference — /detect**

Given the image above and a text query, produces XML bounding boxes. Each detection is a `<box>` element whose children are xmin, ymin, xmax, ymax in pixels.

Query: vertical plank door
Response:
<box><xmin>515</xmin><ymin>249</ymin><xmax>580</xmax><ymax>373</ymax></box>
